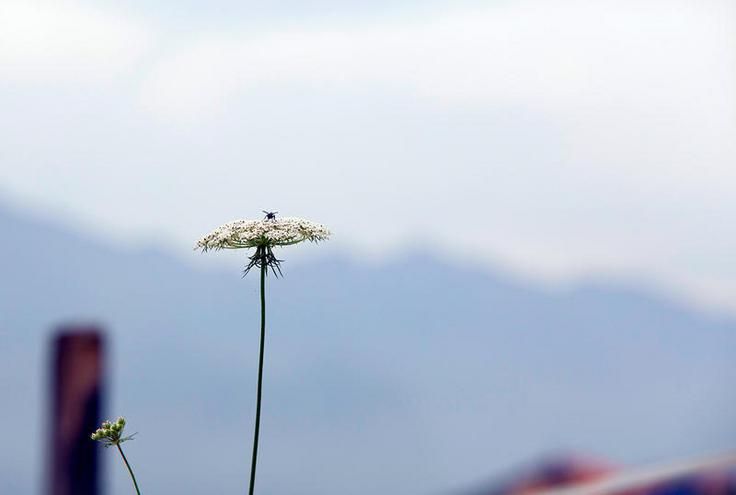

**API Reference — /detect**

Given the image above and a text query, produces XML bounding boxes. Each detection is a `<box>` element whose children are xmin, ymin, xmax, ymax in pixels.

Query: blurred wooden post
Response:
<box><xmin>49</xmin><ymin>328</ymin><xmax>105</xmax><ymax>495</ymax></box>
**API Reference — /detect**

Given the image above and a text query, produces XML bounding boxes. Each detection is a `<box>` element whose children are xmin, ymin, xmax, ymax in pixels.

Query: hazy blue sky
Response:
<box><xmin>1</xmin><ymin>0</ymin><xmax>735</xmax><ymax>312</ymax></box>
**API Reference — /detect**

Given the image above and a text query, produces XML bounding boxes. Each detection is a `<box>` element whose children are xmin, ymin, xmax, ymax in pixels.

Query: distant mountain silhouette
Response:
<box><xmin>2</xmin><ymin>201</ymin><xmax>735</xmax><ymax>495</ymax></box>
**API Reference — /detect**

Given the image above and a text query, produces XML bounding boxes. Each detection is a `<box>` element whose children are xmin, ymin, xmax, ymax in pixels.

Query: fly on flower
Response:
<box><xmin>262</xmin><ymin>210</ymin><xmax>278</xmax><ymax>221</ymax></box>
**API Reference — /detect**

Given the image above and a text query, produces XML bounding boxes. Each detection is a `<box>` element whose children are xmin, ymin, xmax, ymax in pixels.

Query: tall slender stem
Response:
<box><xmin>248</xmin><ymin>261</ymin><xmax>267</xmax><ymax>495</ymax></box>
<box><xmin>116</xmin><ymin>443</ymin><xmax>141</xmax><ymax>495</ymax></box>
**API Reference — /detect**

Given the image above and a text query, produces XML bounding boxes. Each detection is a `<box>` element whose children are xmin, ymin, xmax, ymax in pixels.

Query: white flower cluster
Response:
<box><xmin>195</xmin><ymin>217</ymin><xmax>331</xmax><ymax>251</ymax></box>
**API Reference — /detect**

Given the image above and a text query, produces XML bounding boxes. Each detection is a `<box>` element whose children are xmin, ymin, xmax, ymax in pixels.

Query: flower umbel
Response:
<box><xmin>90</xmin><ymin>417</ymin><xmax>135</xmax><ymax>447</ymax></box>
<box><xmin>195</xmin><ymin>215</ymin><xmax>330</xmax><ymax>276</ymax></box>
<box><xmin>195</xmin><ymin>212</ymin><xmax>330</xmax><ymax>495</ymax></box>
<box><xmin>195</xmin><ymin>216</ymin><xmax>330</xmax><ymax>250</ymax></box>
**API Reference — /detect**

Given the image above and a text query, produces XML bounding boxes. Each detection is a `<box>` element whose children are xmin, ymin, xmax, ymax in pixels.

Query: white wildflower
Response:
<box><xmin>195</xmin><ymin>216</ymin><xmax>330</xmax><ymax>252</ymax></box>
<box><xmin>195</xmin><ymin>213</ymin><xmax>330</xmax><ymax>276</ymax></box>
<box><xmin>194</xmin><ymin>212</ymin><xmax>331</xmax><ymax>494</ymax></box>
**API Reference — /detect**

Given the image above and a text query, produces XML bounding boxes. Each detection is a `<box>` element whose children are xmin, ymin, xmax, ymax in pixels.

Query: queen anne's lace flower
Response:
<box><xmin>194</xmin><ymin>213</ymin><xmax>330</xmax><ymax>494</ymax></box>
<box><xmin>195</xmin><ymin>215</ymin><xmax>330</xmax><ymax>276</ymax></box>
<box><xmin>195</xmin><ymin>217</ymin><xmax>330</xmax><ymax>252</ymax></box>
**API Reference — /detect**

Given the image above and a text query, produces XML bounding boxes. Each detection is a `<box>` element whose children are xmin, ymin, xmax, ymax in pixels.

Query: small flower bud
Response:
<box><xmin>91</xmin><ymin>417</ymin><xmax>134</xmax><ymax>445</ymax></box>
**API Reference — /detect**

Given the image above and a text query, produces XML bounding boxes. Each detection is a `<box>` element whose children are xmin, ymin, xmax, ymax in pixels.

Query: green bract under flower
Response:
<box><xmin>195</xmin><ymin>217</ymin><xmax>331</xmax><ymax>252</ymax></box>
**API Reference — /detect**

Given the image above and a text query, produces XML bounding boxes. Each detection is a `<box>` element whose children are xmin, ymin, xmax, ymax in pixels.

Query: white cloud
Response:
<box><xmin>0</xmin><ymin>1</ymin><xmax>153</xmax><ymax>83</ymax></box>
<box><xmin>139</xmin><ymin>0</ymin><xmax>736</xmax><ymax>121</ymax></box>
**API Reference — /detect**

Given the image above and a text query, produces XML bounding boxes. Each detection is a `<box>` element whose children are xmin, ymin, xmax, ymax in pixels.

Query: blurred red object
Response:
<box><xmin>486</xmin><ymin>455</ymin><xmax>618</xmax><ymax>495</ymax></box>
<box><xmin>477</xmin><ymin>454</ymin><xmax>736</xmax><ymax>495</ymax></box>
<box><xmin>48</xmin><ymin>328</ymin><xmax>105</xmax><ymax>495</ymax></box>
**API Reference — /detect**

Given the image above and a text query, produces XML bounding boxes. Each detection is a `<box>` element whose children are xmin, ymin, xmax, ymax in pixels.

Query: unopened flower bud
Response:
<box><xmin>91</xmin><ymin>416</ymin><xmax>134</xmax><ymax>445</ymax></box>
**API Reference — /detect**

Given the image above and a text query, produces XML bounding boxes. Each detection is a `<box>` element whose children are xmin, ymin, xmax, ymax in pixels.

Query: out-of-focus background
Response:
<box><xmin>2</xmin><ymin>1</ymin><xmax>736</xmax><ymax>494</ymax></box>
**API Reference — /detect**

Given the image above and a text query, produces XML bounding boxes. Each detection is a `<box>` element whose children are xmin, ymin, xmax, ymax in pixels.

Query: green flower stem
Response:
<box><xmin>248</xmin><ymin>262</ymin><xmax>267</xmax><ymax>495</ymax></box>
<box><xmin>116</xmin><ymin>443</ymin><xmax>141</xmax><ymax>495</ymax></box>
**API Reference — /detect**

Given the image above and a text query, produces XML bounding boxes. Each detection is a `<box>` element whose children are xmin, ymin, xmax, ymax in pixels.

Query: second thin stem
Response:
<box><xmin>116</xmin><ymin>443</ymin><xmax>141</xmax><ymax>495</ymax></box>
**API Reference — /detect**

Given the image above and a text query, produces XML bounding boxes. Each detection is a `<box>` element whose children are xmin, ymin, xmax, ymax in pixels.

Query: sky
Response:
<box><xmin>1</xmin><ymin>0</ymin><xmax>735</xmax><ymax>312</ymax></box>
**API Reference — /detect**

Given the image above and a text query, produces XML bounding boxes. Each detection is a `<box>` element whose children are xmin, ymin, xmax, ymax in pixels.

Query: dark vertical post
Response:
<box><xmin>49</xmin><ymin>328</ymin><xmax>105</xmax><ymax>495</ymax></box>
